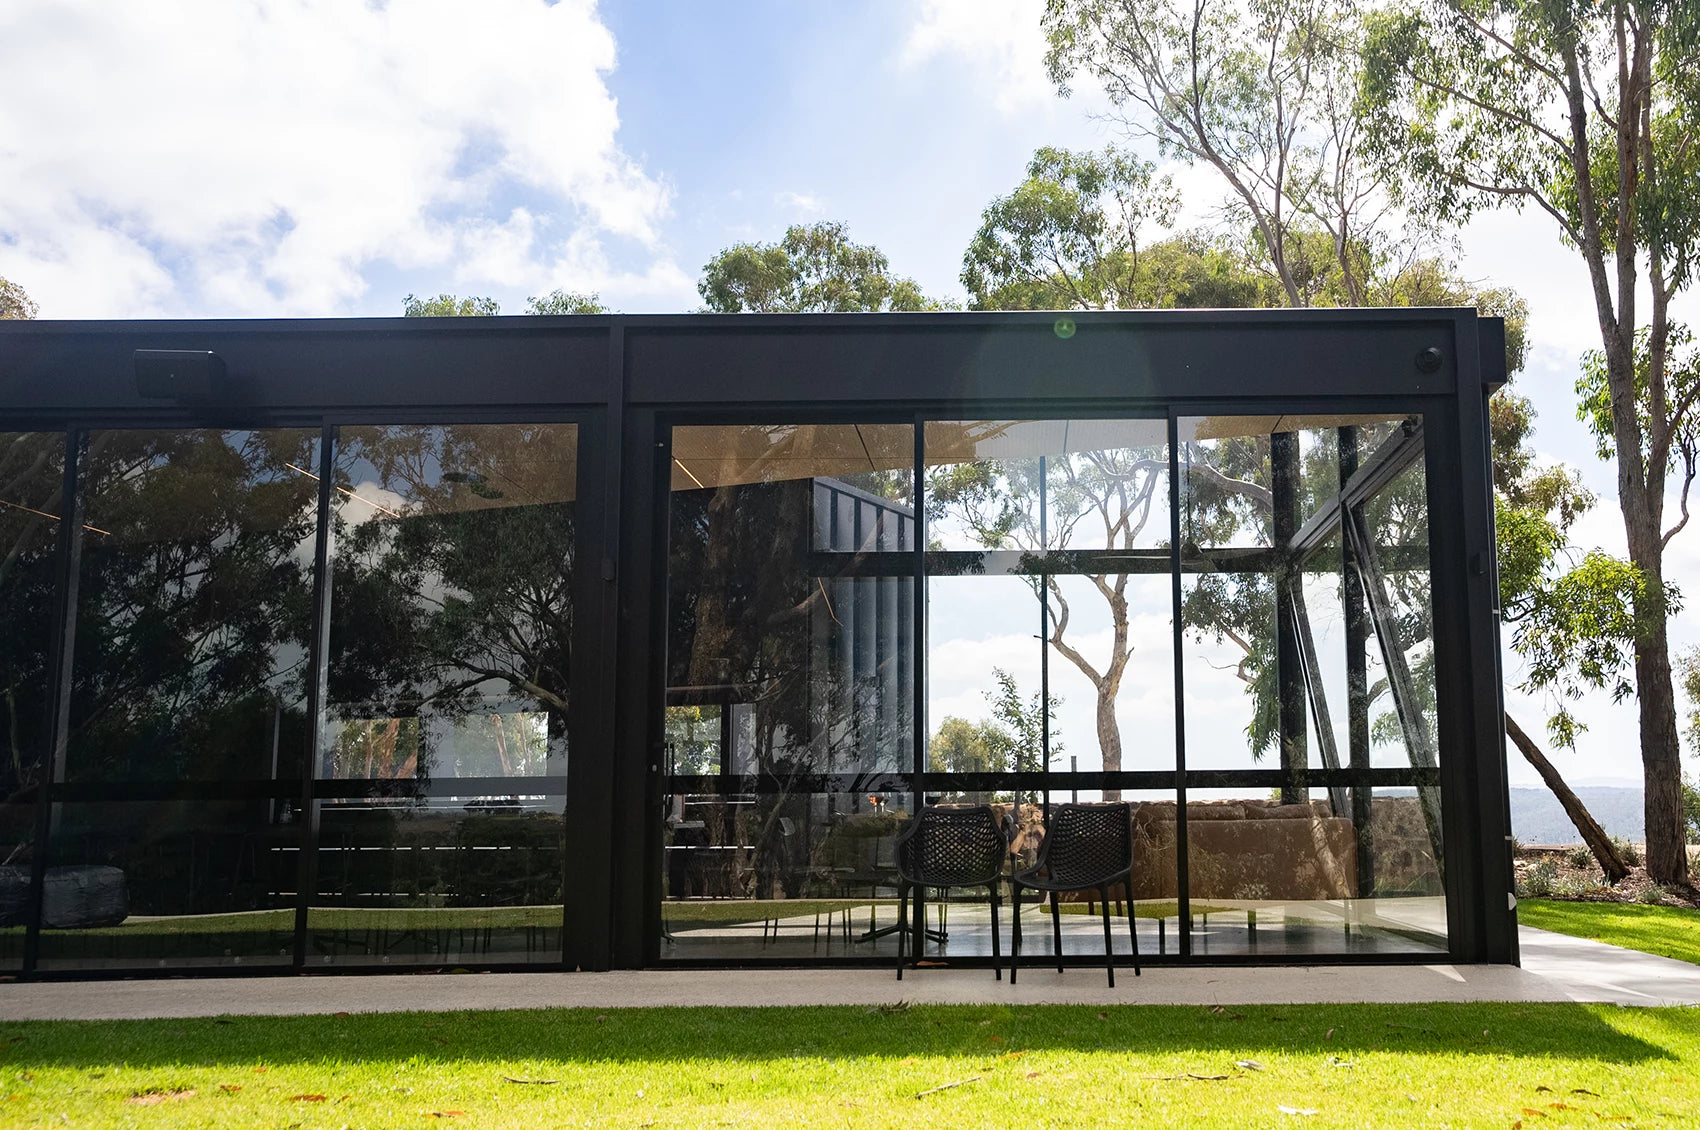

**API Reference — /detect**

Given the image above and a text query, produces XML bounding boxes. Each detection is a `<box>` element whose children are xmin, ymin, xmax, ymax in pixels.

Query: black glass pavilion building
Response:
<box><xmin>0</xmin><ymin>309</ymin><xmax>1517</xmax><ymax>976</ymax></box>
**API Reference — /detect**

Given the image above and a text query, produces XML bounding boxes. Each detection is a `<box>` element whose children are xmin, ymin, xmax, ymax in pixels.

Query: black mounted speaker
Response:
<box><xmin>134</xmin><ymin>350</ymin><xmax>227</xmax><ymax>400</ymax></box>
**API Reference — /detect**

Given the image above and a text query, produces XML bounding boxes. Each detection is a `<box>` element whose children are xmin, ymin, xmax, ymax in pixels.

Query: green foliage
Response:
<box><xmin>928</xmin><ymin>715</ymin><xmax>1016</xmax><ymax>776</ymax></box>
<box><xmin>525</xmin><ymin>289</ymin><xmax>607</xmax><ymax>315</ymax></box>
<box><xmin>698</xmin><ymin>222</ymin><xmax>943</xmax><ymax>313</ymax></box>
<box><xmin>1576</xmin><ymin>324</ymin><xmax>1700</xmax><ymax>466</ymax></box>
<box><xmin>403</xmin><ymin>293</ymin><xmax>501</xmax><ymax>317</ymax></box>
<box><xmin>1509</xmin><ymin>549</ymin><xmax>1678</xmax><ymax>748</ymax></box>
<box><xmin>985</xmin><ymin>667</ymin><xmax>1061</xmax><ymax>776</ymax></box>
<box><xmin>1684</xmin><ymin>772</ymin><xmax>1700</xmax><ymax>845</ymax></box>
<box><xmin>0</xmin><ymin>276</ymin><xmax>37</xmax><ymax>319</ymax></box>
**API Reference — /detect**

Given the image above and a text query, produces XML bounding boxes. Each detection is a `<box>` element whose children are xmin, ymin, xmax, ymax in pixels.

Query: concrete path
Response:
<box><xmin>3</xmin><ymin>927</ymin><xmax>1698</xmax><ymax>1021</ymax></box>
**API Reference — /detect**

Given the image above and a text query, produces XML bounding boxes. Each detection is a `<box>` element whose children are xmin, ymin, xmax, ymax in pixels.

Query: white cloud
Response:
<box><xmin>775</xmin><ymin>191</ymin><xmax>826</xmax><ymax>217</ymax></box>
<box><xmin>0</xmin><ymin>0</ymin><xmax>674</xmax><ymax>316</ymax></box>
<box><xmin>900</xmin><ymin>0</ymin><xmax>1059</xmax><ymax>115</ymax></box>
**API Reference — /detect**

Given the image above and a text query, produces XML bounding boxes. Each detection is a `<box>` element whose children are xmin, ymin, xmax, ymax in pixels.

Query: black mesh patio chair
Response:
<box><xmin>893</xmin><ymin>805</ymin><xmax>1008</xmax><ymax>980</ymax></box>
<box><xmin>1010</xmin><ymin>802</ymin><xmax>1139</xmax><ymax>987</ymax></box>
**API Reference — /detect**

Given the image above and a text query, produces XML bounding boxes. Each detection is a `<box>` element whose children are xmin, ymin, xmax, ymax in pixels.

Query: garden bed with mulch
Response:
<box><xmin>1513</xmin><ymin>844</ymin><xmax>1700</xmax><ymax>909</ymax></box>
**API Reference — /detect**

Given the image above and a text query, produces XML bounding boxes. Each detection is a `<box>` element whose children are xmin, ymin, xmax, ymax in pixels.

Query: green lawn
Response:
<box><xmin>1518</xmin><ymin>899</ymin><xmax>1700</xmax><ymax>965</ymax></box>
<box><xmin>3</xmin><ymin>1003</ymin><xmax>1699</xmax><ymax>1127</ymax></box>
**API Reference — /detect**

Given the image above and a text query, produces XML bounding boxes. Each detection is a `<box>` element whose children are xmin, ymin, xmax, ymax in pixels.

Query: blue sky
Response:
<box><xmin>1</xmin><ymin>0</ymin><xmax>1694</xmax><ymax>787</ymax></box>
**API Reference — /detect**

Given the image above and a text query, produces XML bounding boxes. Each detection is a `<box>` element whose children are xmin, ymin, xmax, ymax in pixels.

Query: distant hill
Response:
<box><xmin>1509</xmin><ymin>786</ymin><xmax>1643</xmax><ymax>844</ymax></box>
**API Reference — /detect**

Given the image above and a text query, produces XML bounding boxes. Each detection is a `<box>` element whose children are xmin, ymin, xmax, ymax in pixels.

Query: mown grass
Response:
<box><xmin>1519</xmin><ymin>899</ymin><xmax>1700</xmax><ymax>966</ymax></box>
<box><xmin>2</xmin><ymin>1003</ymin><xmax>1698</xmax><ymax>1127</ymax></box>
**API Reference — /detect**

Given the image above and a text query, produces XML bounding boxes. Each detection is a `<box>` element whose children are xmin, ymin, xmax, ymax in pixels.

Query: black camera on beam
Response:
<box><xmin>134</xmin><ymin>349</ymin><xmax>227</xmax><ymax>400</ymax></box>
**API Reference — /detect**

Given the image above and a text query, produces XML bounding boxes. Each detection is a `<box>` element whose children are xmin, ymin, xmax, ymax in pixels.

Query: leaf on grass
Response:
<box><xmin>1277</xmin><ymin>1105</ymin><xmax>1318</xmax><ymax>1116</ymax></box>
<box><xmin>989</xmin><ymin>1036</ymin><xmax>1005</xmax><ymax>1044</ymax></box>
<box><xmin>503</xmin><ymin>1076</ymin><xmax>560</xmax><ymax>1086</ymax></box>
<box><xmin>1000</xmin><ymin>1051</ymin><xmax>1026</xmax><ymax>1060</ymax></box>
<box><xmin>333</xmin><ymin>1012</ymin><xmax>349</xmax><ymax>1018</ymax></box>
<box><xmin>1324</xmin><ymin>1028</ymin><xmax>1334</xmax><ymax>1040</ymax></box>
<box><xmin>125</xmin><ymin>1090</ymin><xmax>195</xmax><ymax>1105</ymax></box>
<box><xmin>1534</xmin><ymin>1085</ymin><xmax>1553</xmax><ymax>1093</ymax></box>
<box><xmin>219</xmin><ymin>1084</ymin><xmax>242</xmax><ymax>1093</ymax></box>
<box><xmin>290</xmin><ymin>1094</ymin><xmax>328</xmax><ymax>1102</ymax></box>
<box><xmin>1025</xmin><ymin>1072</ymin><xmax>1041</xmax><ymax>1079</ymax></box>
<box><xmin>1519</xmin><ymin>1108</ymin><xmax>1545</xmax><ymax>1117</ymax></box>
<box><xmin>869</xmin><ymin>1001</ymin><xmax>912</xmax><ymax>1015</ymax></box>
<box><xmin>427</xmin><ymin>1110</ymin><xmax>465</xmax><ymax>1118</ymax></box>
<box><xmin>1569</xmin><ymin>1088</ymin><xmax>1600</xmax><ymax>1096</ymax></box>
<box><xmin>914</xmin><ymin>1077</ymin><xmax>981</xmax><ymax>1098</ymax></box>
<box><xmin>1325</xmin><ymin>1057</ymin><xmax>1355</xmax><ymax>1068</ymax></box>
<box><xmin>1236</xmin><ymin>1060</ymin><xmax>1265</xmax><ymax>1071</ymax></box>
<box><xmin>1097</xmin><ymin>1012</ymin><xmax>1109</xmax><ymax>1020</ymax></box>
<box><xmin>1546</xmin><ymin>1103</ymin><xmax>1576</xmax><ymax>1111</ymax></box>
<box><xmin>253</xmin><ymin>1067</ymin><xmax>269</xmax><ymax>1074</ymax></box>
<box><xmin>213</xmin><ymin>1019</ymin><xmax>233</xmax><ymax>1026</ymax></box>
<box><xmin>1210</xmin><ymin>1005</ymin><xmax>1226</xmax><ymax>1014</ymax></box>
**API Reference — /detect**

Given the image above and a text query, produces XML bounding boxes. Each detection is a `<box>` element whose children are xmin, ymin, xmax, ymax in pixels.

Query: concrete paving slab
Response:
<box><xmin>2</xmin><ymin>927</ymin><xmax>1696</xmax><ymax>1021</ymax></box>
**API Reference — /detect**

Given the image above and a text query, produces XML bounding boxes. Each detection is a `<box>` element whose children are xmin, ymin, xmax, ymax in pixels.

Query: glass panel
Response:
<box><xmin>323</xmin><ymin>424</ymin><xmax>578</xmax><ymax>784</ymax></box>
<box><xmin>1007</xmin><ymin>791</ymin><xmax>1183</xmax><ymax>963</ymax></box>
<box><xmin>662</xmin><ymin>789</ymin><xmax>910</xmax><ymax>960</ymax></box>
<box><xmin>67</xmin><ymin>429</ymin><xmax>320</xmax><ymax>782</ymax></box>
<box><xmin>663</xmin><ymin>424</ymin><xmax>915</xmax><ymax>958</ymax></box>
<box><xmin>0</xmin><ymin>803</ymin><xmax>33</xmax><ymax>969</ymax></box>
<box><xmin>1182</xmin><ymin>786</ymin><xmax>1446</xmax><ymax>957</ymax></box>
<box><xmin>0</xmin><ymin>431</ymin><xmax>63</xmax><ymax>803</ymax></box>
<box><xmin>926</xmin><ymin>575</ymin><xmax>1045</xmax><ymax>802</ymax></box>
<box><xmin>35</xmin><ymin>799</ymin><xmax>299</xmax><ymax>970</ymax></box>
<box><xmin>925</xmin><ymin>419</ymin><xmax>1172</xmax><ymax>801</ymax></box>
<box><xmin>307</xmin><ymin>795</ymin><xmax>564</xmax><ymax>965</ymax></box>
<box><xmin>0</xmin><ymin>430</ymin><xmax>63</xmax><ymax>966</ymax></box>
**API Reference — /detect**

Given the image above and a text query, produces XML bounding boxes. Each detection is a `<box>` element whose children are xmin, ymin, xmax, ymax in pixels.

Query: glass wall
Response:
<box><xmin>306</xmin><ymin>423</ymin><xmax>578</xmax><ymax>966</ymax></box>
<box><xmin>662</xmin><ymin>424</ymin><xmax>914</xmax><ymax>958</ymax></box>
<box><xmin>24</xmin><ymin>422</ymin><xmax>581</xmax><ymax>971</ymax></box>
<box><xmin>38</xmin><ymin>429</ymin><xmax>318</xmax><ymax>968</ymax></box>
<box><xmin>0</xmin><ymin>432</ymin><xmax>67</xmax><ymax>970</ymax></box>
<box><xmin>1177</xmin><ymin>415</ymin><xmax>1444</xmax><ymax>957</ymax></box>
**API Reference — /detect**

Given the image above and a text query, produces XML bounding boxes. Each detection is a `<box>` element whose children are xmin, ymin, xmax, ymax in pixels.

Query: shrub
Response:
<box><xmin>1566</xmin><ymin>846</ymin><xmax>1593</xmax><ymax>870</ymax></box>
<box><xmin>1638</xmin><ymin>882</ymin><xmax>1670</xmax><ymax>906</ymax></box>
<box><xmin>1611</xmin><ymin>836</ymin><xmax>1643</xmax><ymax>867</ymax></box>
<box><xmin>1518</xmin><ymin>858</ymin><xmax>1559</xmax><ymax>899</ymax></box>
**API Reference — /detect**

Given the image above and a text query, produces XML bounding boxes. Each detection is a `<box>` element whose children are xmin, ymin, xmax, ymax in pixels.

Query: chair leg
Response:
<box><xmin>989</xmin><ymin>884</ymin><xmax>1002</xmax><ymax>981</ymax></box>
<box><xmin>895</xmin><ymin>882</ymin><xmax>908</xmax><ymax>981</ymax></box>
<box><xmin>1100</xmin><ymin>885</ymin><xmax>1115</xmax><ymax>989</ymax></box>
<box><xmin>1010</xmin><ymin>881</ymin><xmax>1022</xmax><ymax>985</ymax></box>
<box><xmin>1127</xmin><ymin>894</ymin><xmax>1141</xmax><ymax>976</ymax></box>
<box><xmin>1050</xmin><ymin>891</ymin><xmax>1063</xmax><ymax>973</ymax></box>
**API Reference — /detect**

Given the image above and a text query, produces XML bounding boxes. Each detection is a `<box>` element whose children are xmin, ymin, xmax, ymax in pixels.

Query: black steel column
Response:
<box><xmin>1271</xmin><ymin>431</ymin><xmax>1306</xmax><ymax>805</ymax></box>
<box><xmin>1339</xmin><ymin>427</ymin><xmax>1375</xmax><ymax>896</ymax></box>
<box><xmin>292</xmin><ymin>425</ymin><xmax>335</xmax><ymax>970</ymax></box>
<box><xmin>1169</xmin><ymin>416</ymin><xmax>1191</xmax><ymax>958</ymax></box>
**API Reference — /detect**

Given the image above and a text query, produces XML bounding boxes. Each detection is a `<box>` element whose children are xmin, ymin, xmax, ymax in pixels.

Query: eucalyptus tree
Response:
<box><xmin>0</xmin><ymin>277</ymin><xmax>36</xmax><ymax>320</ymax></box>
<box><xmin>1042</xmin><ymin>0</ymin><xmax>1422</xmax><ymax>306</ymax></box>
<box><xmin>698</xmin><ymin>222</ymin><xmax>944</xmax><ymax>313</ymax></box>
<box><xmin>1360</xmin><ymin>0</ymin><xmax>1700</xmax><ymax>882</ymax></box>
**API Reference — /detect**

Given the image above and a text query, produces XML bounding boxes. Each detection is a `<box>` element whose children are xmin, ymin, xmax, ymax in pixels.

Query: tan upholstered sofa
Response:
<box><xmin>1130</xmin><ymin>799</ymin><xmax>1358</xmax><ymax>902</ymax></box>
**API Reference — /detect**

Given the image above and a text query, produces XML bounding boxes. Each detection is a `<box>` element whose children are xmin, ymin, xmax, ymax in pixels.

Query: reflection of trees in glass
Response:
<box><xmin>1180</xmin><ymin>423</ymin><xmax>1434</xmax><ymax>766</ymax></box>
<box><xmin>928</xmin><ymin>432</ymin><xmax>1161</xmax><ymax>795</ymax></box>
<box><xmin>0</xmin><ymin>432</ymin><xmax>66</xmax><ymax>803</ymax></box>
<box><xmin>326</xmin><ymin>425</ymin><xmax>576</xmax><ymax>782</ymax></box>
<box><xmin>68</xmin><ymin>429</ymin><xmax>319</xmax><ymax>782</ymax></box>
<box><xmin>930</xmin><ymin>669</ymin><xmax>1060</xmax><ymax>803</ymax></box>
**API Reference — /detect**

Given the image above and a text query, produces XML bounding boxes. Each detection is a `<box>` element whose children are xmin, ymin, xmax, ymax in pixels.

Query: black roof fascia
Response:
<box><xmin>0</xmin><ymin>307</ymin><xmax>1471</xmax><ymax>417</ymax></box>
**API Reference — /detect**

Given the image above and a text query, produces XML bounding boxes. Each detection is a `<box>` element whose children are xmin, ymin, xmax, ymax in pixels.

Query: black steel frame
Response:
<box><xmin>0</xmin><ymin>309</ymin><xmax>1517</xmax><ymax>978</ymax></box>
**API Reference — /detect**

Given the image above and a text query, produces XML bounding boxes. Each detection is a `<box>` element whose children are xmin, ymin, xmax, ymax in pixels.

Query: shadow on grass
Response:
<box><xmin>0</xmin><ymin>1003</ymin><xmax>1691</xmax><ymax>1071</ymax></box>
